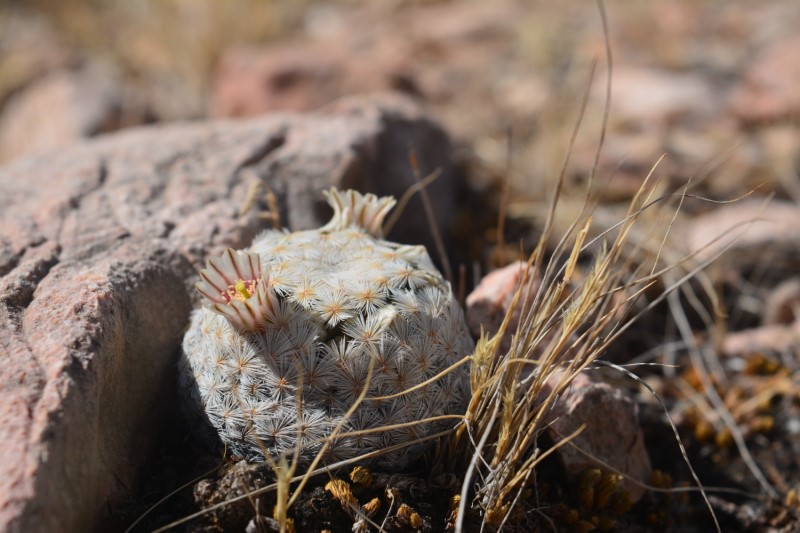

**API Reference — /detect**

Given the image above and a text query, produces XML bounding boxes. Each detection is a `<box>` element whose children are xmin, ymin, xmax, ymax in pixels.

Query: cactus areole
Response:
<box><xmin>179</xmin><ymin>188</ymin><xmax>474</xmax><ymax>469</ymax></box>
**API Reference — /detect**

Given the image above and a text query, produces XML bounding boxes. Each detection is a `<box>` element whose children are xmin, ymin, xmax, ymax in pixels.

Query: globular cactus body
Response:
<box><xmin>179</xmin><ymin>189</ymin><xmax>473</xmax><ymax>468</ymax></box>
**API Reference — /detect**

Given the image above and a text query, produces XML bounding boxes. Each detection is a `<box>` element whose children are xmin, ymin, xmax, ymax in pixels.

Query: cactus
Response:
<box><xmin>179</xmin><ymin>188</ymin><xmax>474</xmax><ymax>469</ymax></box>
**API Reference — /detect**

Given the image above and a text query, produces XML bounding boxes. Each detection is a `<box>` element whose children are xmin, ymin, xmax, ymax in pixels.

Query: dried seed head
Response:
<box><xmin>396</xmin><ymin>503</ymin><xmax>413</xmax><ymax>523</ymax></box>
<box><xmin>362</xmin><ymin>497</ymin><xmax>381</xmax><ymax>518</ymax></box>
<box><xmin>349</xmin><ymin>465</ymin><xmax>373</xmax><ymax>487</ymax></box>
<box><xmin>326</xmin><ymin>479</ymin><xmax>359</xmax><ymax>511</ymax></box>
<box><xmin>594</xmin><ymin>473</ymin><xmax>623</xmax><ymax>510</ymax></box>
<box><xmin>578</xmin><ymin>468</ymin><xmax>602</xmax><ymax>509</ymax></box>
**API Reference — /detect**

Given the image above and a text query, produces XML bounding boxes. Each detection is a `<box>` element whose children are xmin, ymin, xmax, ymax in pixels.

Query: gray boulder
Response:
<box><xmin>0</xmin><ymin>92</ymin><xmax>460</xmax><ymax>532</ymax></box>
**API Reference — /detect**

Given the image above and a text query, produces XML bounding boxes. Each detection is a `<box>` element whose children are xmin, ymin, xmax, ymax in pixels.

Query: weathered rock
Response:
<box><xmin>600</xmin><ymin>67</ymin><xmax>717</xmax><ymax>128</ymax></box>
<box><xmin>757</xmin><ymin>125</ymin><xmax>800</xmax><ymax>193</ymax></box>
<box><xmin>207</xmin><ymin>0</ymin><xmax>524</xmax><ymax>157</ymax></box>
<box><xmin>731</xmin><ymin>35</ymin><xmax>800</xmax><ymax>122</ymax></box>
<box><xmin>465</xmin><ymin>261</ymin><xmax>538</xmax><ymax>353</ymax></box>
<box><xmin>723</xmin><ymin>321</ymin><xmax>800</xmax><ymax>358</ymax></box>
<box><xmin>0</xmin><ymin>65</ymin><xmax>151</xmax><ymax>163</ymax></box>
<box><xmin>210</xmin><ymin>42</ymin><xmax>416</xmax><ymax>118</ymax></box>
<box><xmin>681</xmin><ymin>199</ymin><xmax>800</xmax><ymax>277</ymax></box>
<box><xmin>548</xmin><ymin>373</ymin><xmax>652</xmax><ymax>503</ymax></box>
<box><xmin>0</xmin><ymin>12</ymin><xmax>74</xmax><ymax>111</ymax></box>
<box><xmin>763</xmin><ymin>277</ymin><xmax>800</xmax><ymax>326</ymax></box>
<box><xmin>0</xmin><ymin>92</ymin><xmax>460</xmax><ymax>532</ymax></box>
<box><xmin>211</xmin><ymin>44</ymin><xmax>338</xmax><ymax>116</ymax></box>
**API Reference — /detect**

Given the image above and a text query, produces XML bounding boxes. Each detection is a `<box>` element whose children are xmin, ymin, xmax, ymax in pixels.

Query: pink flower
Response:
<box><xmin>195</xmin><ymin>248</ymin><xmax>278</xmax><ymax>331</ymax></box>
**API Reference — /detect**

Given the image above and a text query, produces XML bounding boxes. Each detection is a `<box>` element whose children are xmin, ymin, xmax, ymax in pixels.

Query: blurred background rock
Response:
<box><xmin>1</xmin><ymin>0</ymin><xmax>798</xmax><ymax>202</ymax></box>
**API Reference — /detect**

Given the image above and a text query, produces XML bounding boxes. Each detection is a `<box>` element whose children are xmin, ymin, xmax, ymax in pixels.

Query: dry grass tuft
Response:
<box><xmin>446</xmin><ymin>158</ymin><xmax>704</xmax><ymax>530</ymax></box>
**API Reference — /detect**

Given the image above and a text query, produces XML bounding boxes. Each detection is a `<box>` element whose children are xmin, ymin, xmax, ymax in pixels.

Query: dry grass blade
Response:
<box><xmin>667</xmin><ymin>290</ymin><xmax>779</xmax><ymax>500</ymax></box>
<box><xmin>382</xmin><ymin>167</ymin><xmax>442</xmax><ymax>236</ymax></box>
<box><xmin>492</xmin><ymin>126</ymin><xmax>514</xmax><ymax>268</ymax></box>
<box><xmin>272</xmin><ymin>454</ymin><xmax>297</xmax><ymax>533</ymax></box>
<box><xmin>407</xmin><ymin>146</ymin><xmax>454</xmax><ymax>283</ymax></box>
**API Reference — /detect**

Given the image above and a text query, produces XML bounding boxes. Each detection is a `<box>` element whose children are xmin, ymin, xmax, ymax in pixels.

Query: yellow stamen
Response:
<box><xmin>235</xmin><ymin>280</ymin><xmax>251</xmax><ymax>299</ymax></box>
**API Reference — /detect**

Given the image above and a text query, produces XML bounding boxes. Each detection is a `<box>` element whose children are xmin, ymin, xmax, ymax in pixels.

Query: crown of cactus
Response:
<box><xmin>179</xmin><ymin>188</ymin><xmax>474</xmax><ymax>469</ymax></box>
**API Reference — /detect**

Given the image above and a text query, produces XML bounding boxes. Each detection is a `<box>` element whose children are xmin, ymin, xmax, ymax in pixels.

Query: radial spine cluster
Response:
<box><xmin>179</xmin><ymin>188</ymin><xmax>473</xmax><ymax>468</ymax></box>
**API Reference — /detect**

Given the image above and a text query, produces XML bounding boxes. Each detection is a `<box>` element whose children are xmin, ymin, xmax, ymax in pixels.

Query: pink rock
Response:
<box><xmin>0</xmin><ymin>93</ymin><xmax>460</xmax><ymax>532</ymax></box>
<box><xmin>207</xmin><ymin>0</ymin><xmax>525</xmax><ymax>145</ymax></box>
<box><xmin>731</xmin><ymin>35</ymin><xmax>800</xmax><ymax>122</ymax></box>
<box><xmin>723</xmin><ymin>322</ymin><xmax>800</xmax><ymax>357</ymax></box>
<box><xmin>210</xmin><ymin>45</ymin><xmax>344</xmax><ymax>117</ymax></box>
<box><xmin>601</xmin><ymin>67</ymin><xmax>716</xmax><ymax>128</ymax></box>
<box><xmin>763</xmin><ymin>277</ymin><xmax>800</xmax><ymax>326</ymax></box>
<box><xmin>547</xmin><ymin>372</ymin><xmax>652</xmax><ymax>503</ymax></box>
<box><xmin>681</xmin><ymin>200</ymin><xmax>800</xmax><ymax>267</ymax></box>
<box><xmin>0</xmin><ymin>66</ymin><xmax>149</xmax><ymax>163</ymax></box>
<box><xmin>210</xmin><ymin>42</ymin><xmax>414</xmax><ymax>118</ymax></box>
<box><xmin>0</xmin><ymin>12</ymin><xmax>74</xmax><ymax>105</ymax></box>
<box><xmin>465</xmin><ymin>261</ymin><xmax>539</xmax><ymax>353</ymax></box>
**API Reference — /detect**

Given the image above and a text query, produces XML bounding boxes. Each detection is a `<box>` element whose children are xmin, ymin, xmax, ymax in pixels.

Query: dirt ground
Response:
<box><xmin>2</xmin><ymin>1</ymin><xmax>799</xmax><ymax>531</ymax></box>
